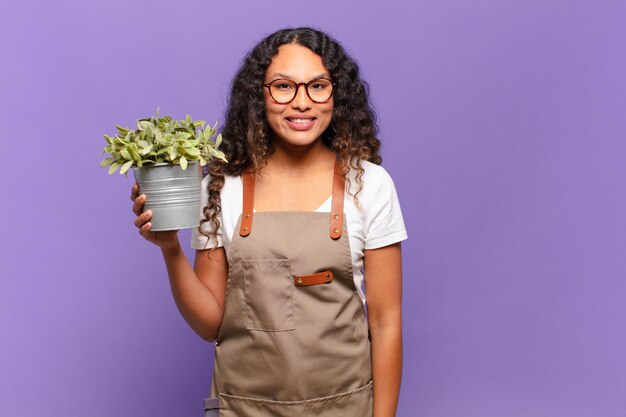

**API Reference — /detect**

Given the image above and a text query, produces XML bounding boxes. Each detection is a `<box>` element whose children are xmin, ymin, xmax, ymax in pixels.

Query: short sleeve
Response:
<box><xmin>363</xmin><ymin>167</ymin><xmax>408</xmax><ymax>250</ymax></box>
<box><xmin>190</xmin><ymin>174</ymin><xmax>224</xmax><ymax>250</ymax></box>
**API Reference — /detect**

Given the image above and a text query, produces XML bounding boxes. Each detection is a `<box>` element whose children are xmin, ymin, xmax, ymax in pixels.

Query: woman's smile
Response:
<box><xmin>284</xmin><ymin>115</ymin><xmax>317</xmax><ymax>130</ymax></box>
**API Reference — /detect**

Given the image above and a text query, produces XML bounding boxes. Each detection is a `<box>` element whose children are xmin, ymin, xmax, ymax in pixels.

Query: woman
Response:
<box><xmin>131</xmin><ymin>27</ymin><xmax>407</xmax><ymax>417</ymax></box>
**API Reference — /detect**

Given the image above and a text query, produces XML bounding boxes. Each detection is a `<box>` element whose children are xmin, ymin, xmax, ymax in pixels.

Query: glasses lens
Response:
<box><xmin>307</xmin><ymin>78</ymin><xmax>333</xmax><ymax>103</ymax></box>
<box><xmin>269</xmin><ymin>79</ymin><xmax>297</xmax><ymax>104</ymax></box>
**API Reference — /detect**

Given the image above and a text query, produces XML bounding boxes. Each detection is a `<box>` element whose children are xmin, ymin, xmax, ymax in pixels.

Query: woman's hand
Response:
<box><xmin>131</xmin><ymin>183</ymin><xmax>179</xmax><ymax>250</ymax></box>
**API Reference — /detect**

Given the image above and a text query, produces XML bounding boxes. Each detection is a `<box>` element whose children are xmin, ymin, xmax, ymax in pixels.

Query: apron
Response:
<box><xmin>203</xmin><ymin>160</ymin><xmax>373</xmax><ymax>417</ymax></box>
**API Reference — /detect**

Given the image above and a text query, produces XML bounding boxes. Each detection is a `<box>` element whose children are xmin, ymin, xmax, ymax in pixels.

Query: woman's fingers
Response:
<box><xmin>132</xmin><ymin>193</ymin><xmax>146</xmax><ymax>216</ymax></box>
<box><xmin>139</xmin><ymin>221</ymin><xmax>152</xmax><ymax>236</ymax></box>
<box><xmin>130</xmin><ymin>185</ymin><xmax>177</xmax><ymax>248</ymax></box>
<box><xmin>134</xmin><ymin>210</ymin><xmax>152</xmax><ymax>228</ymax></box>
<box><xmin>130</xmin><ymin>183</ymin><xmax>139</xmax><ymax>201</ymax></box>
<box><xmin>131</xmin><ymin>183</ymin><xmax>147</xmax><ymax>216</ymax></box>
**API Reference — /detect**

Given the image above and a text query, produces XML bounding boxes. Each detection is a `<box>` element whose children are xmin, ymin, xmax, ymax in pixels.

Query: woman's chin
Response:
<box><xmin>273</xmin><ymin>132</ymin><xmax>325</xmax><ymax>149</ymax></box>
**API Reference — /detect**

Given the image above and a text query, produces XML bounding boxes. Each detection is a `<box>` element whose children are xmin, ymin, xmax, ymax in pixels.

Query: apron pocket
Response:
<box><xmin>242</xmin><ymin>258</ymin><xmax>295</xmax><ymax>332</ymax></box>
<box><xmin>217</xmin><ymin>380</ymin><xmax>373</xmax><ymax>417</ymax></box>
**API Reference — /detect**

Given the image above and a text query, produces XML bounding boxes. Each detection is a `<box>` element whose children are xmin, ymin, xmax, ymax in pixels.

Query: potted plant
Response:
<box><xmin>100</xmin><ymin>108</ymin><xmax>227</xmax><ymax>231</ymax></box>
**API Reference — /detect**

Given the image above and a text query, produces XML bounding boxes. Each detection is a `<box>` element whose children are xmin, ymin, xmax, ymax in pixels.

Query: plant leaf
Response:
<box><xmin>120</xmin><ymin>160</ymin><xmax>134</xmax><ymax>175</ymax></box>
<box><xmin>140</xmin><ymin>144</ymin><xmax>153</xmax><ymax>155</ymax></box>
<box><xmin>137</xmin><ymin>120</ymin><xmax>152</xmax><ymax>130</ymax></box>
<box><xmin>108</xmin><ymin>162</ymin><xmax>121</xmax><ymax>174</ymax></box>
<box><xmin>180</xmin><ymin>156</ymin><xmax>188</xmax><ymax>170</ymax></box>
<box><xmin>100</xmin><ymin>157</ymin><xmax>114</xmax><ymax>168</ymax></box>
<box><xmin>128</xmin><ymin>146</ymin><xmax>141</xmax><ymax>162</ymax></box>
<box><xmin>185</xmin><ymin>147</ymin><xmax>200</xmax><ymax>157</ymax></box>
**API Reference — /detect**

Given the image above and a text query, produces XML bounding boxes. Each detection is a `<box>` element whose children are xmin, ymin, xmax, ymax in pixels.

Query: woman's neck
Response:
<box><xmin>265</xmin><ymin>138</ymin><xmax>336</xmax><ymax>174</ymax></box>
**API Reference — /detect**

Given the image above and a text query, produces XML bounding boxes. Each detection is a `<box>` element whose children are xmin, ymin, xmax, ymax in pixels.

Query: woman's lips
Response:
<box><xmin>285</xmin><ymin>117</ymin><xmax>316</xmax><ymax>131</ymax></box>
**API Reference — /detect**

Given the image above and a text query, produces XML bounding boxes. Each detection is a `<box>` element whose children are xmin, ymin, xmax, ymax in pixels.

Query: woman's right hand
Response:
<box><xmin>131</xmin><ymin>183</ymin><xmax>179</xmax><ymax>250</ymax></box>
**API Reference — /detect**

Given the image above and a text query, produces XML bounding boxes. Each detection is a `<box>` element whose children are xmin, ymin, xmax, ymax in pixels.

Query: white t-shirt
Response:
<box><xmin>191</xmin><ymin>160</ymin><xmax>408</xmax><ymax>303</ymax></box>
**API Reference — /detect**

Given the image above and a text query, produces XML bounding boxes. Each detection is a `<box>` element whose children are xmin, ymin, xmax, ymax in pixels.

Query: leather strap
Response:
<box><xmin>329</xmin><ymin>160</ymin><xmax>345</xmax><ymax>239</ymax></box>
<box><xmin>239</xmin><ymin>159</ymin><xmax>345</xmax><ymax>239</ymax></box>
<box><xmin>203</xmin><ymin>398</ymin><xmax>220</xmax><ymax>411</ymax></box>
<box><xmin>294</xmin><ymin>270</ymin><xmax>334</xmax><ymax>286</ymax></box>
<box><xmin>239</xmin><ymin>171</ymin><xmax>255</xmax><ymax>236</ymax></box>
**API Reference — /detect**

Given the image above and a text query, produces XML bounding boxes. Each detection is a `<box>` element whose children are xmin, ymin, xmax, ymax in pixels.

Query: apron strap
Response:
<box><xmin>239</xmin><ymin>171</ymin><xmax>255</xmax><ymax>237</ymax></box>
<box><xmin>203</xmin><ymin>397</ymin><xmax>220</xmax><ymax>417</ymax></box>
<box><xmin>330</xmin><ymin>160</ymin><xmax>345</xmax><ymax>239</ymax></box>
<box><xmin>239</xmin><ymin>159</ymin><xmax>346</xmax><ymax>239</ymax></box>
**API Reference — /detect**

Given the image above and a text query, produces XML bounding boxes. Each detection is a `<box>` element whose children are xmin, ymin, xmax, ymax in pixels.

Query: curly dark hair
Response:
<box><xmin>200</xmin><ymin>27</ymin><xmax>382</xmax><ymax>248</ymax></box>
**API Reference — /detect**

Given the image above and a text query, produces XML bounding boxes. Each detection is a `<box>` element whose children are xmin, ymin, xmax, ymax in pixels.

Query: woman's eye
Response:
<box><xmin>275</xmin><ymin>83</ymin><xmax>293</xmax><ymax>90</ymax></box>
<box><xmin>311</xmin><ymin>80</ymin><xmax>329</xmax><ymax>90</ymax></box>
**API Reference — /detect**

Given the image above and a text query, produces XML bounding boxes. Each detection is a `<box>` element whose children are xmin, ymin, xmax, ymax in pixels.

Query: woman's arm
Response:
<box><xmin>132</xmin><ymin>184</ymin><xmax>228</xmax><ymax>342</ymax></box>
<box><xmin>364</xmin><ymin>242</ymin><xmax>403</xmax><ymax>417</ymax></box>
<box><xmin>161</xmin><ymin>245</ymin><xmax>228</xmax><ymax>342</ymax></box>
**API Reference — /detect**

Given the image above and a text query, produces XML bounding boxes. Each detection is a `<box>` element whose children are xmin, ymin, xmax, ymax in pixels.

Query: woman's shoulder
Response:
<box><xmin>347</xmin><ymin>159</ymin><xmax>407</xmax><ymax>248</ymax></box>
<box><xmin>347</xmin><ymin>159</ymin><xmax>397</xmax><ymax>196</ymax></box>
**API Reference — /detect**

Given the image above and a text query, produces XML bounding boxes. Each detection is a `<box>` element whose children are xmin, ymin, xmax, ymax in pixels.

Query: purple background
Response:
<box><xmin>1</xmin><ymin>0</ymin><xmax>625</xmax><ymax>416</ymax></box>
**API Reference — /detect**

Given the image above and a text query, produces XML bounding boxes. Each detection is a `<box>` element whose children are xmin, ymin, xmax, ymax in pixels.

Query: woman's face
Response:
<box><xmin>263</xmin><ymin>44</ymin><xmax>334</xmax><ymax>149</ymax></box>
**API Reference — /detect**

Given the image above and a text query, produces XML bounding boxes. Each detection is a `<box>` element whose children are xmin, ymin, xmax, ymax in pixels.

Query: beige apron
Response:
<box><xmin>204</xmin><ymin>160</ymin><xmax>373</xmax><ymax>417</ymax></box>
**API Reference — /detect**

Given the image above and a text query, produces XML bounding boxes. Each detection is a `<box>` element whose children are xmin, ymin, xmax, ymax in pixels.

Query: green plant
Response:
<box><xmin>100</xmin><ymin>108</ymin><xmax>227</xmax><ymax>175</ymax></box>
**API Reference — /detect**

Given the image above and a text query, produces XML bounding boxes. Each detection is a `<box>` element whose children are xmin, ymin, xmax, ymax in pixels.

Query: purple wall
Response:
<box><xmin>2</xmin><ymin>1</ymin><xmax>625</xmax><ymax>416</ymax></box>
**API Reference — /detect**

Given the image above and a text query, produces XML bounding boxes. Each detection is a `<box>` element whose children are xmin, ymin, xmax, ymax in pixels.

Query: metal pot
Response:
<box><xmin>133</xmin><ymin>162</ymin><xmax>202</xmax><ymax>231</ymax></box>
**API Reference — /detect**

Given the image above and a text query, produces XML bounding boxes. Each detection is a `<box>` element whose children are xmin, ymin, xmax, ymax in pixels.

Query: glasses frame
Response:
<box><xmin>263</xmin><ymin>77</ymin><xmax>337</xmax><ymax>104</ymax></box>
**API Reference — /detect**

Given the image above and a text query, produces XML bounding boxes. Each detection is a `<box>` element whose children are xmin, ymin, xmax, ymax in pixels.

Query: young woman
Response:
<box><xmin>131</xmin><ymin>27</ymin><xmax>407</xmax><ymax>417</ymax></box>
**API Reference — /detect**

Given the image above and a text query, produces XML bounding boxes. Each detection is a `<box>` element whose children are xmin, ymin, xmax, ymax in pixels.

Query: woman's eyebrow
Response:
<box><xmin>270</xmin><ymin>72</ymin><xmax>330</xmax><ymax>79</ymax></box>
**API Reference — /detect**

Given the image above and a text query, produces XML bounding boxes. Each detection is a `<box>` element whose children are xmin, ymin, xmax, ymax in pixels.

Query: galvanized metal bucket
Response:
<box><xmin>133</xmin><ymin>162</ymin><xmax>202</xmax><ymax>231</ymax></box>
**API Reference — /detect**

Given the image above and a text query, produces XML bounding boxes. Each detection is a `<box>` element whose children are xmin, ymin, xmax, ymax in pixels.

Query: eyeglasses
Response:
<box><xmin>263</xmin><ymin>78</ymin><xmax>336</xmax><ymax>104</ymax></box>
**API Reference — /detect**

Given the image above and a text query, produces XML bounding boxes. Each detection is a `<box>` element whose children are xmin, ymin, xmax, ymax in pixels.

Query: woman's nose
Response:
<box><xmin>291</xmin><ymin>84</ymin><xmax>312</xmax><ymax>110</ymax></box>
